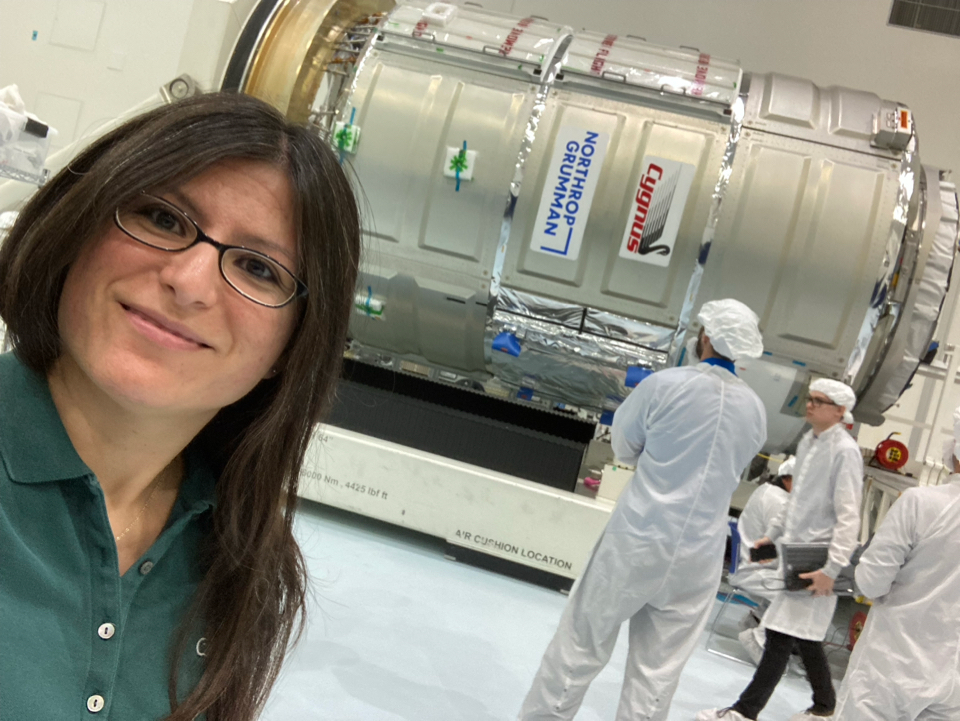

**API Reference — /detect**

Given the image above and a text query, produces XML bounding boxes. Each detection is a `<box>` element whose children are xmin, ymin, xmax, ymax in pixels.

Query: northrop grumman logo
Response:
<box><xmin>618</xmin><ymin>156</ymin><xmax>696</xmax><ymax>268</ymax></box>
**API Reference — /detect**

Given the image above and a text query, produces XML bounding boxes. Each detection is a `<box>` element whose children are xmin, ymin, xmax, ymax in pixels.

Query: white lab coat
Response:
<box><xmin>761</xmin><ymin>423</ymin><xmax>863</xmax><ymax>641</ymax></box>
<box><xmin>834</xmin><ymin>478</ymin><xmax>960</xmax><ymax>720</ymax></box>
<box><xmin>728</xmin><ymin>482</ymin><xmax>789</xmax><ymax>601</ymax></box>
<box><xmin>519</xmin><ymin>362</ymin><xmax>766</xmax><ymax>721</ymax></box>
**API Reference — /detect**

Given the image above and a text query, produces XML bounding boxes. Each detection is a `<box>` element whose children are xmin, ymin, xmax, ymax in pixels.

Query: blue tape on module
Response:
<box><xmin>625</xmin><ymin>366</ymin><xmax>653</xmax><ymax>388</ymax></box>
<box><xmin>492</xmin><ymin>332</ymin><xmax>522</xmax><ymax>357</ymax></box>
<box><xmin>600</xmin><ymin>410</ymin><xmax>615</xmax><ymax>426</ymax></box>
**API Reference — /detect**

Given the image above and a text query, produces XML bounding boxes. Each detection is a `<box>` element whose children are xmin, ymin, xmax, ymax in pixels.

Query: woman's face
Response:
<box><xmin>57</xmin><ymin>159</ymin><xmax>300</xmax><ymax>417</ymax></box>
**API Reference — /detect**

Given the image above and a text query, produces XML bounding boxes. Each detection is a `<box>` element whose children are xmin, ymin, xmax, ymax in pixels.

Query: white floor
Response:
<box><xmin>262</xmin><ymin>501</ymin><xmax>815</xmax><ymax>721</ymax></box>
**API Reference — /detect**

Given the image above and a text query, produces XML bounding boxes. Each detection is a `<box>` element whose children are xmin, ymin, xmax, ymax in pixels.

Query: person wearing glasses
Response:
<box><xmin>0</xmin><ymin>93</ymin><xmax>360</xmax><ymax>721</ymax></box>
<box><xmin>699</xmin><ymin>379</ymin><xmax>863</xmax><ymax>721</ymax></box>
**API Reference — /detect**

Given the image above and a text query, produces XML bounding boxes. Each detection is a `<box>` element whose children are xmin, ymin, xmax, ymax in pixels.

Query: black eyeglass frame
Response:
<box><xmin>806</xmin><ymin>396</ymin><xmax>838</xmax><ymax>408</ymax></box>
<box><xmin>113</xmin><ymin>193</ymin><xmax>308</xmax><ymax>308</ymax></box>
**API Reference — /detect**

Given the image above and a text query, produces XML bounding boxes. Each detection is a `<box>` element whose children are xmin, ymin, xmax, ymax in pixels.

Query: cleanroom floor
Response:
<box><xmin>262</xmin><ymin>500</ymin><xmax>816</xmax><ymax>721</ymax></box>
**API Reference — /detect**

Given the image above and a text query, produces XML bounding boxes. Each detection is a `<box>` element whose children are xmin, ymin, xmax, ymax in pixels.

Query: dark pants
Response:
<box><xmin>732</xmin><ymin>628</ymin><xmax>836</xmax><ymax>719</ymax></box>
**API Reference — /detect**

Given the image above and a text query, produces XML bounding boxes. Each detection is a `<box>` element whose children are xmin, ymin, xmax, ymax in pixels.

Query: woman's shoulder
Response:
<box><xmin>0</xmin><ymin>351</ymin><xmax>91</xmax><ymax>484</ymax></box>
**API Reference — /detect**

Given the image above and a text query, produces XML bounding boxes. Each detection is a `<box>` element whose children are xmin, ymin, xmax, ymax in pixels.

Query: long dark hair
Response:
<box><xmin>0</xmin><ymin>93</ymin><xmax>361</xmax><ymax>720</ymax></box>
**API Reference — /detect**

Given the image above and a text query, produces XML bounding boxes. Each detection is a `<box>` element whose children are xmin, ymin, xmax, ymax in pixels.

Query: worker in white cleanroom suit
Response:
<box><xmin>518</xmin><ymin>299</ymin><xmax>767</xmax><ymax>721</ymax></box>
<box><xmin>729</xmin><ymin>457</ymin><xmax>794</xmax><ymax>663</ymax></box>
<box><xmin>731</xmin><ymin>457</ymin><xmax>794</xmax><ymax>598</ymax></box>
<box><xmin>832</xmin><ymin>407</ymin><xmax>960</xmax><ymax>720</ymax></box>
<box><xmin>699</xmin><ymin>379</ymin><xmax>863</xmax><ymax>721</ymax></box>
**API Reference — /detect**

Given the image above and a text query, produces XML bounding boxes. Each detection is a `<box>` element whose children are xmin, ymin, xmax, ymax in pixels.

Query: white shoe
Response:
<box><xmin>695</xmin><ymin>708</ymin><xmax>749</xmax><ymax>721</ymax></box>
<box><xmin>737</xmin><ymin>610</ymin><xmax>760</xmax><ymax>632</ymax></box>
<box><xmin>788</xmin><ymin>709</ymin><xmax>834</xmax><ymax>720</ymax></box>
<box><xmin>737</xmin><ymin>627</ymin><xmax>764</xmax><ymax>665</ymax></box>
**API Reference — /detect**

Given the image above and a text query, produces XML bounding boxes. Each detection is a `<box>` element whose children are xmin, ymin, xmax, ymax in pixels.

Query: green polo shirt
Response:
<box><xmin>0</xmin><ymin>352</ymin><xmax>216</xmax><ymax>719</ymax></box>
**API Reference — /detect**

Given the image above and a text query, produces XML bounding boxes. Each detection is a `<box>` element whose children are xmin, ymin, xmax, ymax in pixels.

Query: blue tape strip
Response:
<box><xmin>492</xmin><ymin>332</ymin><xmax>521</xmax><ymax>357</ymax></box>
<box><xmin>625</xmin><ymin>366</ymin><xmax>653</xmax><ymax>388</ymax></box>
<box><xmin>716</xmin><ymin>592</ymin><xmax>760</xmax><ymax>608</ymax></box>
<box><xmin>455</xmin><ymin>140</ymin><xmax>467</xmax><ymax>192</ymax></box>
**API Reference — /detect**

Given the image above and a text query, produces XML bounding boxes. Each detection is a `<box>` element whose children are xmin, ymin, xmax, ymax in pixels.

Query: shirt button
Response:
<box><xmin>87</xmin><ymin>694</ymin><xmax>105</xmax><ymax>713</ymax></box>
<box><xmin>97</xmin><ymin>623</ymin><xmax>115</xmax><ymax>640</ymax></box>
<box><xmin>139</xmin><ymin>560</ymin><xmax>154</xmax><ymax>575</ymax></box>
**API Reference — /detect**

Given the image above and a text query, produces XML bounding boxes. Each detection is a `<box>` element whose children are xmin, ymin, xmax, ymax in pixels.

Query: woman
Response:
<box><xmin>0</xmin><ymin>93</ymin><xmax>361</xmax><ymax>720</ymax></box>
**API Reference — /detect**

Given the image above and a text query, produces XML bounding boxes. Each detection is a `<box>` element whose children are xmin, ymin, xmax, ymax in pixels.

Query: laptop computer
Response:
<box><xmin>780</xmin><ymin>543</ymin><xmax>858</xmax><ymax>596</ymax></box>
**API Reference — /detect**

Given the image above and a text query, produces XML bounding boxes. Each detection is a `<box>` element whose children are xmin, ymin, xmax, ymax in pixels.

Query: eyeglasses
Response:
<box><xmin>114</xmin><ymin>194</ymin><xmax>307</xmax><ymax>308</ymax></box>
<box><xmin>806</xmin><ymin>396</ymin><xmax>838</xmax><ymax>408</ymax></box>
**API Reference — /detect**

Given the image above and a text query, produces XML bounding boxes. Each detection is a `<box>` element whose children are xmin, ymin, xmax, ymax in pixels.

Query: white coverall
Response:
<box><xmin>834</xmin><ymin>478</ymin><xmax>960</xmax><ymax>720</ymax></box>
<box><xmin>761</xmin><ymin>424</ymin><xmax>863</xmax><ymax>641</ymax></box>
<box><xmin>728</xmin><ymin>482</ymin><xmax>789</xmax><ymax>601</ymax></box>
<box><xmin>518</xmin><ymin>362</ymin><xmax>766</xmax><ymax>721</ymax></box>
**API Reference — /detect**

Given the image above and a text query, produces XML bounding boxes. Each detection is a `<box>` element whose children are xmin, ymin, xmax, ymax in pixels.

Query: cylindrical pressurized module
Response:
<box><xmin>224</xmin><ymin>0</ymin><xmax>959</xmax><ymax>451</ymax></box>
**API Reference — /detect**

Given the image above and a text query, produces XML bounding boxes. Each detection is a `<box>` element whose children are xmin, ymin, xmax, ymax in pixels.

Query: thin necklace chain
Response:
<box><xmin>114</xmin><ymin>472</ymin><xmax>164</xmax><ymax>543</ymax></box>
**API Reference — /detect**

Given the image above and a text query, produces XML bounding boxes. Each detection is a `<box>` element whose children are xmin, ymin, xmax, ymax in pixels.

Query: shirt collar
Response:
<box><xmin>701</xmin><ymin>357</ymin><xmax>737</xmax><ymax>375</ymax></box>
<box><xmin>0</xmin><ymin>352</ymin><xmax>218</xmax><ymax>510</ymax></box>
<box><xmin>0</xmin><ymin>352</ymin><xmax>91</xmax><ymax>483</ymax></box>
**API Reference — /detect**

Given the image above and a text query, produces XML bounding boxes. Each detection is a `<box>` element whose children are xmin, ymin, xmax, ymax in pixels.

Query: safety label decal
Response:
<box><xmin>618</xmin><ymin>155</ymin><xmax>696</xmax><ymax>267</ymax></box>
<box><xmin>691</xmin><ymin>52</ymin><xmax>712</xmax><ymax>96</ymax></box>
<box><xmin>531</xmin><ymin>126</ymin><xmax>611</xmax><ymax>261</ymax></box>
<box><xmin>452</xmin><ymin>529</ymin><xmax>574</xmax><ymax>571</ymax></box>
<box><xmin>590</xmin><ymin>34</ymin><xmax>617</xmax><ymax>75</ymax></box>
